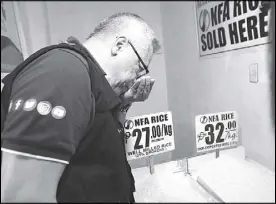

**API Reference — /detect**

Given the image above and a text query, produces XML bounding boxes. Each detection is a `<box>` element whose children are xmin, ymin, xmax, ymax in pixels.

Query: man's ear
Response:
<box><xmin>111</xmin><ymin>36</ymin><xmax>128</xmax><ymax>56</ymax></box>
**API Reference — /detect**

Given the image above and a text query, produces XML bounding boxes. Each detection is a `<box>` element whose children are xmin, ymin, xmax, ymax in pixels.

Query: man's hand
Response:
<box><xmin>114</xmin><ymin>76</ymin><xmax>155</xmax><ymax>124</ymax></box>
<box><xmin>120</xmin><ymin>76</ymin><xmax>155</xmax><ymax>103</ymax></box>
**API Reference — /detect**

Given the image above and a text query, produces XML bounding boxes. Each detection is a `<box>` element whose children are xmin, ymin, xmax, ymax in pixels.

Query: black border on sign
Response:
<box><xmin>200</xmin><ymin>42</ymin><xmax>272</xmax><ymax>57</ymax></box>
<box><xmin>194</xmin><ymin>2</ymin><xmax>273</xmax><ymax>58</ymax></box>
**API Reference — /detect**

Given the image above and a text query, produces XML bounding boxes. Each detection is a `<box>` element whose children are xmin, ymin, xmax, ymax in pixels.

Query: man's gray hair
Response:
<box><xmin>87</xmin><ymin>12</ymin><xmax>161</xmax><ymax>54</ymax></box>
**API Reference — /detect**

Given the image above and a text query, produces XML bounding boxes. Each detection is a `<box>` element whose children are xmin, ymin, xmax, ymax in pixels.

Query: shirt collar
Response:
<box><xmin>66</xmin><ymin>36</ymin><xmax>106</xmax><ymax>76</ymax></box>
<box><xmin>66</xmin><ymin>36</ymin><xmax>122</xmax><ymax>112</ymax></box>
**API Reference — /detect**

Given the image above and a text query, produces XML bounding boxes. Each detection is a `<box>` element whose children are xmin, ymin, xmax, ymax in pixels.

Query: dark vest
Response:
<box><xmin>56</xmin><ymin>111</ymin><xmax>132</xmax><ymax>202</ymax></box>
<box><xmin>56</xmin><ymin>39</ymin><xmax>133</xmax><ymax>202</ymax></box>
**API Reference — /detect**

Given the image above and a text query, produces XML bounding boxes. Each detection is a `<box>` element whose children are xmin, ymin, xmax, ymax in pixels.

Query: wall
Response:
<box><xmin>1</xmin><ymin>1</ymin><xmax>21</xmax><ymax>53</ymax></box>
<box><xmin>1</xmin><ymin>1</ymin><xmax>24</xmax><ymax>90</ymax></box>
<box><xmin>13</xmin><ymin>1</ymin><xmax>275</xmax><ymax>171</ymax></box>
<box><xmin>160</xmin><ymin>2</ymin><xmax>275</xmax><ymax>171</ymax></box>
<box><xmin>16</xmin><ymin>2</ymin><xmax>170</xmax><ymax>168</ymax></box>
<box><xmin>14</xmin><ymin>2</ymin><xmax>50</xmax><ymax>57</ymax></box>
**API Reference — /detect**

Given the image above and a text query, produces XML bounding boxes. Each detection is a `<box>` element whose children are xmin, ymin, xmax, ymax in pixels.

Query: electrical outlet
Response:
<box><xmin>249</xmin><ymin>63</ymin><xmax>258</xmax><ymax>83</ymax></box>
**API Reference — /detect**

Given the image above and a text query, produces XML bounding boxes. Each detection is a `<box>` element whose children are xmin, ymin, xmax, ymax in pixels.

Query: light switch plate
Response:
<box><xmin>249</xmin><ymin>63</ymin><xmax>258</xmax><ymax>83</ymax></box>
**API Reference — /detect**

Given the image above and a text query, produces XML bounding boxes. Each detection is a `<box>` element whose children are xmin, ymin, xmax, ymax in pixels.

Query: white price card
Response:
<box><xmin>195</xmin><ymin>111</ymin><xmax>238</xmax><ymax>153</ymax></box>
<box><xmin>124</xmin><ymin>111</ymin><xmax>175</xmax><ymax>161</ymax></box>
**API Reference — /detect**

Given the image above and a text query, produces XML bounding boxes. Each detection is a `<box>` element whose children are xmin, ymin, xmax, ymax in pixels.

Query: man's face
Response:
<box><xmin>107</xmin><ymin>36</ymin><xmax>153</xmax><ymax>96</ymax></box>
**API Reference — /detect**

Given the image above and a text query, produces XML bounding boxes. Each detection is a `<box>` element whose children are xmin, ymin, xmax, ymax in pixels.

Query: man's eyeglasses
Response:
<box><xmin>128</xmin><ymin>40</ymin><xmax>149</xmax><ymax>75</ymax></box>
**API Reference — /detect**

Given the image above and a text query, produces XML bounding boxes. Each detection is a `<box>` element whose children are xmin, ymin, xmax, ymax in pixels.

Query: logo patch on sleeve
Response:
<box><xmin>37</xmin><ymin>101</ymin><xmax>52</xmax><ymax>115</ymax></box>
<box><xmin>23</xmin><ymin>99</ymin><xmax>37</xmax><ymax>111</ymax></box>
<box><xmin>51</xmin><ymin>106</ymin><xmax>66</xmax><ymax>119</ymax></box>
<box><xmin>8</xmin><ymin>100</ymin><xmax>13</xmax><ymax>112</ymax></box>
<box><xmin>13</xmin><ymin>99</ymin><xmax>24</xmax><ymax>111</ymax></box>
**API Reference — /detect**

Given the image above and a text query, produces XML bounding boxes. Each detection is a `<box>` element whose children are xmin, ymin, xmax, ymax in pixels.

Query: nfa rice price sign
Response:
<box><xmin>124</xmin><ymin>111</ymin><xmax>175</xmax><ymax>161</ymax></box>
<box><xmin>195</xmin><ymin>111</ymin><xmax>238</xmax><ymax>153</ymax></box>
<box><xmin>196</xmin><ymin>1</ymin><xmax>272</xmax><ymax>56</ymax></box>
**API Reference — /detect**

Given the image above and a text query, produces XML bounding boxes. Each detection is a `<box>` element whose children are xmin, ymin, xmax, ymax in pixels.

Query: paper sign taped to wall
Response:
<box><xmin>124</xmin><ymin>111</ymin><xmax>175</xmax><ymax>161</ymax></box>
<box><xmin>195</xmin><ymin>111</ymin><xmax>238</xmax><ymax>153</ymax></box>
<box><xmin>195</xmin><ymin>1</ymin><xmax>272</xmax><ymax>56</ymax></box>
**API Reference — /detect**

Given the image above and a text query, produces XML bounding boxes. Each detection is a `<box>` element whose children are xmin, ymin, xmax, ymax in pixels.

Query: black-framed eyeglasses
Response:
<box><xmin>128</xmin><ymin>40</ymin><xmax>149</xmax><ymax>75</ymax></box>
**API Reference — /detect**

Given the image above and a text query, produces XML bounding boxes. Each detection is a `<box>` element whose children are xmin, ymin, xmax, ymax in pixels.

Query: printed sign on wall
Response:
<box><xmin>195</xmin><ymin>111</ymin><xmax>238</xmax><ymax>153</ymax></box>
<box><xmin>196</xmin><ymin>1</ymin><xmax>272</xmax><ymax>56</ymax></box>
<box><xmin>124</xmin><ymin>111</ymin><xmax>175</xmax><ymax>161</ymax></box>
